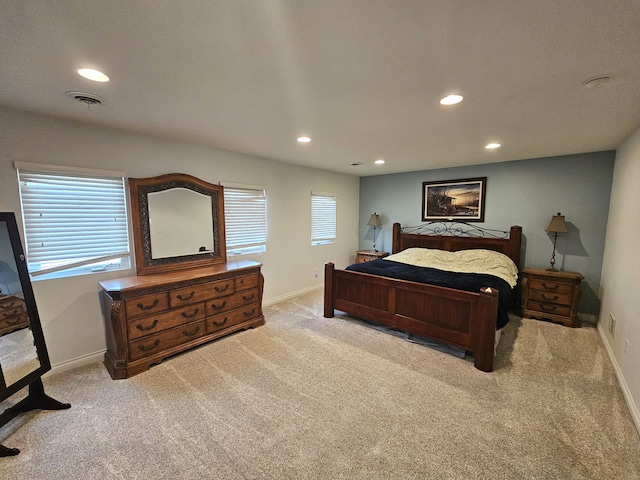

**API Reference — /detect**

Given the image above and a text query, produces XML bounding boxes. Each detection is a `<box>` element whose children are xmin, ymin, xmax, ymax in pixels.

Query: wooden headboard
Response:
<box><xmin>392</xmin><ymin>222</ymin><xmax>523</xmax><ymax>268</ymax></box>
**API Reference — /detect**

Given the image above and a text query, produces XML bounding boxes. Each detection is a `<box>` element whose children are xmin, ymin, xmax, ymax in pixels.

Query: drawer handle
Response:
<box><xmin>212</xmin><ymin>317</ymin><xmax>228</xmax><ymax>327</ymax></box>
<box><xmin>137</xmin><ymin>299</ymin><xmax>159</xmax><ymax>311</ymax></box>
<box><xmin>0</xmin><ymin>302</ymin><xmax>19</xmax><ymax>310</ymax></box>
<box><xmin>243</xmin><ymin>308</ymin><xmax>256</xmax><ymax>317</ymax></box>
<box><xmin>210</xmin><ymin>300</ymin><xmax>227</xmax><ymax>311</ymax></box>
<box><xmin>138</xmin><ymin>339</ymin><xmax>160</xmax><ymax>352</ymax></box>
<box><xmin>2</xmin><ymin>309</ymin><xmax>19</xmax><ymax>318</ymax></box>
<box><xmin>540</xmin><ymin>304</ymin><xmax>557</xmax><ymax>312</ymax></box>
<box><xmin>242</xmin><ymin>294</ymin><xmax>255</xmax><ymax>302</ymax></box>
<box><xmin>182</xmin><ymin>326</ymin><xmax>201</xmax><ymax>337</ymax></box>
<box><xmin>177</xmin><ymin>291</ymin><xmax>195</xmax><ymax>301</ymax></box>
<box><xmin>181</xmin><ymin>308</ymin><xmax>200</xmax><ymax>319</ymax></box>
<box><xmin>136</xmin><ymin>319</ymin><xmax>159</xmax><ymax>332</ymax></box>
<box><xmin>214</xmin><ymin>284</ymin><xmax>230</xmax><ymax>293</ymax></box>
<box><xmin>540</xmin><ymin>294</ymin><xmax>559</xmax><ymax>301</ymax></box>
<box><xmin>541</xmin><ymin>283</ymin><xmax>560</xmax><ymax>291</ymax></box>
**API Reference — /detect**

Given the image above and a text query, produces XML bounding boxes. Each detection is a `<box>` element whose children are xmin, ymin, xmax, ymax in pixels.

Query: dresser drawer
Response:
<box><xmin>0</xmin><ymin>295</ymin><xmax>26</xmax><ymax>311</ymax></box>
<box><xmin>125</xmin><ymin>292</ymin><xmax>170</xmax><ymax>319</ymax></box>
<box><xmin>205</xmin><ymin>288</ymin><xmax>259</xmax><ymax>316</ymax></box>
<box><xmin>128</xmin><ymin>319</ymin><xmax>206</xmax><ymax>361</ymax></box>
<box><xmin>206</xmin><ymin>303</ymin><xmax>260</xmax><ymax>334</ymax></box>
<box><xmin>235</xmin><ymin>274</ymin><xmax>259</xmax><ymax>291</ymax></box>
<box><xmin>127</xmin><ymin>302</ymin><xmax>205</xmax><ymax>340</ymax></box>
<box><xmin>528</xmin><ymin>289</ymin><xmax>572</xmax><ymax>306</ymax></box>
<box><xmin>528</xmin><ymin>278</ymin><xmax>574</xmax><ymax>295</ymax></box>
<box><xmin>169</xmin><ymin>278</ymin><xmax>235</xmax><ymax>308</ymax></box>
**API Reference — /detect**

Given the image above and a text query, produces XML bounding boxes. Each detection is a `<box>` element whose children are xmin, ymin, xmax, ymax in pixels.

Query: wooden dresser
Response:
<box><xmin>520</xmin><ymin>268</ymin><xmax>583</xmax><ymax>328</ymax></box>
<box><xmin>100</xmin><ymin>260</ymin><xmax>264</xmax><ymax>379</ymax></box>
<box><xmin>0</xmin><ymin>295</ymin><xmax>29</xmax><ymax>337</ymax></box>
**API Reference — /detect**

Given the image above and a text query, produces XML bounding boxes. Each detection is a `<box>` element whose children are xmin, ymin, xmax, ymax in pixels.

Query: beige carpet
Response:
<box><xmin>1</xmin><ymin>289</ymin><xmax>639</xmax><ymax>479</ymax></box>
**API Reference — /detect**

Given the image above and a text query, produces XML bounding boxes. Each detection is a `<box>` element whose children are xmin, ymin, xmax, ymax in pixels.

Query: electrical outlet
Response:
<box><xmin>609</xmin><ymin>313</ymin><xmax>616</xmax><ymax>337</ymax></box>
<box><xmin>624</xmin><ymin>339</ymin><xmax>630</xmax><ymax>355</ymax></box>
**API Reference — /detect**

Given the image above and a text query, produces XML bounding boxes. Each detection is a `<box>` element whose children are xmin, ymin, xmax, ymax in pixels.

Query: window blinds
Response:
<box><xmin>311</xmin><ymin>192</ymin><xmax>336</xmax><ymax>245</ymax></box>
<box><xmin>17</xmin><ymin>169</ymin><xmax>129</xmax><ymax>275</ymax></box>
<box><xmin>224</xmin><ymin>186</ymin><xmax>267</xmax><ymax>254</ymax></box>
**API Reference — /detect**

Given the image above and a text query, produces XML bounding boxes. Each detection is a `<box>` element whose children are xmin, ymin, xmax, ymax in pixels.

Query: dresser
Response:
<box><xmin>520</xmin><ymin>268</ymin><xmax>583</xmax><ymax>328</ymax></box>
<box><xmin>0</xmin><ymin>295</ymin><xmax>29</xmax><ymax>337</ymax></box>
<box><xmin>355</xmin><ymin>250</ymin><xmax>389</xmax><ymax>263</ymax></box>
<box><xmin>100</xmin><ymin>260</ymin><xmax>264</xmax><ymax>379</ymax></box>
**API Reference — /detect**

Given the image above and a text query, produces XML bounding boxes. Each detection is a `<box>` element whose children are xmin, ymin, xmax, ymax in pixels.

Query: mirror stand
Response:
<box><xmin>0</xmin><ymin>378</ymin><xmax>71</xmax><ymax>456</ymax></box>
<box><xmin>0</xmin><ymin>212</ymin><xmax>70</xmax><ymax>456</ymax></box>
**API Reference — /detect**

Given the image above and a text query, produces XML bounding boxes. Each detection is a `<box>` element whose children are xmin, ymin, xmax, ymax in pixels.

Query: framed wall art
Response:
<box><xmin>422</xmin><ymin>177</ymin><xmax>487</xmax><ymax>222</ymax></box>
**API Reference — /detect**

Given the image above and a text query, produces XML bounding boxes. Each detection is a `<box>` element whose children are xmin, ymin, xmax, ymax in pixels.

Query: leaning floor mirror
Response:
<box><xmin>0</xmin><ymin>212</ymin><xmax>70</xmax><ymax>456</ymax></box>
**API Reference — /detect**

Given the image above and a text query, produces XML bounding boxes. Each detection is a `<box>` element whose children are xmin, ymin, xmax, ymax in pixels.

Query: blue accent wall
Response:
<box><xmin>359</xmin><ymin>151</ymin><xmax>615</xmax><ymax>316</ymax></box>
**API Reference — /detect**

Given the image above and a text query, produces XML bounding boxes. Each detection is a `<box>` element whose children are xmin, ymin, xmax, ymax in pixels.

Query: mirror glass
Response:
<box><xmin>148</xmin><ymin>188</ymin><xmax>214</xmax><ymax>259</ymax></box>
<box><xmin>0</xmin><ymin>220</ymin><xmax>40</xmax><ymax>388</ymax></box>
<box><xmin>129</xmin><ymin>173</ymin><xmax>226</xmax><ymax>275</ymax></box>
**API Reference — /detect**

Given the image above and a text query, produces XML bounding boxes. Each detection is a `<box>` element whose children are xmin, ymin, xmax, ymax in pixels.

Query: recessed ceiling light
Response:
<box><xmin>297</xmin><ymin>136</ymin><xmax>311</xmax><ymax>143</ymax></box>
<box><xmin>349</xmin><ymin>162</ymin><xmax>363</xmax><ymax>166</ymax></box>
<box><xmin>77</xmin><ymin>68</ymin><xmax>110</xmax><ymax>82</ymax></box>
<box><xmin>485</xmin><ymin>143</ymin><xmax>501</xmax><ymax>149</ymax></box>
<box><xmin>440</xmin><ymin>94</ymin><xmax>463</xmax><ymax>105</ymax></box>
<box><xmin>375</xmin><ymin>159</ymin><xmax>385</xmax><ymax>165</ymax></box>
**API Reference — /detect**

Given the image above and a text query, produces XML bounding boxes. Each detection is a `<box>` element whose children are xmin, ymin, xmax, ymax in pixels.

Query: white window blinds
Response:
<box><xmin>311</xmin><ymin>192</ymin><xmax>336</xmax><ymax>245</ymax></box>
<box><xmin>224</xmin><ymin>186</ymin><xmax>267</xmax><ymax>255</ymax></box>
<box><xmin>16</xmin><ymin>167</ymin><xmax>130</xmax><ymax>276</ymax></box>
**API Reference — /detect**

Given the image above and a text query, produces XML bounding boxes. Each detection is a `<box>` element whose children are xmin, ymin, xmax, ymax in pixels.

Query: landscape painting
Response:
<box><xmin>422</xmin><ymin>177</ymin><xmax>486</xmax><ymax>222</ymax></box>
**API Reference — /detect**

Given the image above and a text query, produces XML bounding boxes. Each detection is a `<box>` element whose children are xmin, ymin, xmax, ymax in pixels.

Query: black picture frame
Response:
<box><xmin>422</xmin><ymin>177</ymin><xmax>487</xmax><ymax>222</ymax></box>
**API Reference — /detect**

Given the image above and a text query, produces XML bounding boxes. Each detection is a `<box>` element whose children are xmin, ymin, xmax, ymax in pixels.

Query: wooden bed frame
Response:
<box><xmin>324</xmin><ymin>222</ymin><xmax>522</xmax><ymax>372</ymax></box>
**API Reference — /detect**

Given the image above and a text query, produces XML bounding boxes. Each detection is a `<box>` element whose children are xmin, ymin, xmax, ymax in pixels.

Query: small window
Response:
<box><xmin>311</xmin><ymin>192</ymin><xmax>336</xmax><ymax>245</ymax></box>
<box><xmin>15</xmin><ymin>163</ymin><xmax>130</xmax><ymax>278</ymax></box>
<box><xmin>224</xmin><ymin>185</ymin><xmax>267</xmax><ymax>255</ymax></box>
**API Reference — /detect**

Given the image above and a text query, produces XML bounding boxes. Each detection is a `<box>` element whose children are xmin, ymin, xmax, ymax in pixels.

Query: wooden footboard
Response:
<box><xmin>324</xmin><ymin>262</ymin><xmax>500</xmax><ymax>372</ymax></box>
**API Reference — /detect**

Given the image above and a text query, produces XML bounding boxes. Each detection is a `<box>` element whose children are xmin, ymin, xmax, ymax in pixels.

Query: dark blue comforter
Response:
<box><xmin>345</xmin><ymin>259</ymin><xmax>513</xmax><ymax>329</ymax></box>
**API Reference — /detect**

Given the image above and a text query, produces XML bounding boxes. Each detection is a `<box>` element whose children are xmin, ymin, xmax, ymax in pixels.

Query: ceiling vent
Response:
<box><xmin>65</xmin><ymin>91</ymin><xmax>105</xmax><ymax>106</ymax></box>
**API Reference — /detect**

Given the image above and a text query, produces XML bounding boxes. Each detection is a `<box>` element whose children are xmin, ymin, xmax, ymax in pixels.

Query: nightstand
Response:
<box><xmin>520</xmin><ymin>268</ymin><xmax>584</xmax><ymax>328</ymax></box>
<box><xmin>355</xmin><ymin>250</ymin><xmax>389</xmax><ymax>263</ymax></box>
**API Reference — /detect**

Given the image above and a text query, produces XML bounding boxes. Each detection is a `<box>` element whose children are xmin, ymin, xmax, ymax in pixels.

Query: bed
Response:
<box><xmin>324</xmin><ymin>222</ymin><xmax>522</xmax><ymax>372</ymax></box>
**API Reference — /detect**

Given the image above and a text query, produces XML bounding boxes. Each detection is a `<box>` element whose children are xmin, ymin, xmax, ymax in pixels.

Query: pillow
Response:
<box><xmin>383</xmin><ymin>247</ymin><xmax>519</xmax><ymax>287</ymax></box>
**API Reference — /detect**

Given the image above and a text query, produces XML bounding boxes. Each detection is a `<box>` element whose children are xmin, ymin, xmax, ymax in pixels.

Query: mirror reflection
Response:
<box><xmin>0</xmin><ymin>221</ymin><xmax>40</xmax><ymax>388</ymax></box>
<box><xmin>148</xmin><ymin>187</ymin><xmax>214</xmax><ymax>259</ymax></box>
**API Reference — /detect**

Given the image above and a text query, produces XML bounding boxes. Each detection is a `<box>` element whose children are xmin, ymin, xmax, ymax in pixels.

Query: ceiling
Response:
<box><xmin>2</xmin><ymin>1</ymin><xmax>640</xmax><ymax>177</ymax></box>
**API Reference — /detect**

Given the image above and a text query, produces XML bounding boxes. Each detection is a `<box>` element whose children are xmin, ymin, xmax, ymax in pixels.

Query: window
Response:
<box><xmin>311</xmin><ymin>192</ymin><xmax>336</xmax><ymax>245</ymax></box>
<box><xmin>223</xmin><ymin>185</ymin><xmax>267</xmax><ymax>255</ymax></box>
<box><xmin>15</xmin><ymin>162</ymin><xmax>130</xmax><ymax>278</ymax></box>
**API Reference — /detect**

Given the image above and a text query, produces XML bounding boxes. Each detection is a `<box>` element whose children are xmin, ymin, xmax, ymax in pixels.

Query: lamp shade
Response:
<box><xmin>367</xmin><ymin>213</ymin><xmax>382</xmax><ymax>227</ymax></box>
<box><xmin>545</xmin><ymin>213</ymin><xmax>568</xmax><ymax>233</ymax></box>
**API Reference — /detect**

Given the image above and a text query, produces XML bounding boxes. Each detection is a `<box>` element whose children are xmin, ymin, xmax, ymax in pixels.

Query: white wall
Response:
<box><xmin>0</xmin><ymin>107</ymin><xmax>360</xmax><ymax>367</ymax></box>
<box><xmin>599</xmin><ymin>125</ymin><xmax>640</xmax><ymax>431</ymax></box>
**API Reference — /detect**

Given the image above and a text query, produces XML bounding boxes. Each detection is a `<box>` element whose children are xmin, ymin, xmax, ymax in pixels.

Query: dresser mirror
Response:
<box><xmin>129</xmin><ymin>173</ymin><xmax>227</xmax><ymax>275</ymax></box>
<box><xmin>1</xmin><ymin>212</ymin><xmax>70</xmax><ymax>456</ymax></box>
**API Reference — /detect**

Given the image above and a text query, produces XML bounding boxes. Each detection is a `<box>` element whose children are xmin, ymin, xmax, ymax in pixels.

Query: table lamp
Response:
<box><xmin>545</xmin><ymin>212</ymin><xmax>568</xmax><ymax>271</ymax></box>
<box><xmin>367</xmin><ymin>213</ymin><xmax>382</xmax><ymax>252</ymax></box>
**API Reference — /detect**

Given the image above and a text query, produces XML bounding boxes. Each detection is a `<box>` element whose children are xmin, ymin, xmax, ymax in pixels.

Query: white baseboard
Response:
<box><xmin>597</xmin><ymin>322</ymin><xmax>640</xmax><ymax>436</ymax></box>
<box><xmin>45</xmin><ymin>350</ymin><xmax>105</xmax><ymax>377</ymax></box>
<box><xmin>263</xmin><ymin>284</ymin><xmax>323</xmax><ymax>307</ymax></box>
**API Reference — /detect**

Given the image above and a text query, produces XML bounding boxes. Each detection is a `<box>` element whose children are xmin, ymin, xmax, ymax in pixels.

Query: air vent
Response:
<box><xmin>65</xmin><ymin>91</ymin><xmax>105</xmax><ymax>106</ymax></box>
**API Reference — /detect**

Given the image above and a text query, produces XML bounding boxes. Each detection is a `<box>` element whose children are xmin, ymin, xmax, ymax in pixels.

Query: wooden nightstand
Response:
<box><xmin>520</xmin><ymin>268</ymin><xmax>584</xmax><ymax>328</ymax></box>
<box><xmin>356</xmin><ymin>250</ymin><xmax>389</xmax><ymax>263</ymax></box>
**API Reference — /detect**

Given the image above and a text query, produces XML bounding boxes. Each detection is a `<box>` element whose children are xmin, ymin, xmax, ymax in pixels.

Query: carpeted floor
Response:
<box><xmin>1</xmin><ymin>289</ymin><xmax>639</xmax><ymax>479</ymax></box>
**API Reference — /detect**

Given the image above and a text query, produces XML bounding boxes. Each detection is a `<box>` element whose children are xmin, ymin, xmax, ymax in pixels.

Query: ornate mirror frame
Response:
<box><xmin>129</xmin><ymin>173</ymin><xmax>227</xmax><ymax>275</ymax></box>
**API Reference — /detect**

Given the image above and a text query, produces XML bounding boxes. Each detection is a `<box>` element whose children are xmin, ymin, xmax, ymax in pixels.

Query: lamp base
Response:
<box><xmin>545</xmin><ymin>266</ymin><xmax>559</xmax><ymax>272</ymax></box>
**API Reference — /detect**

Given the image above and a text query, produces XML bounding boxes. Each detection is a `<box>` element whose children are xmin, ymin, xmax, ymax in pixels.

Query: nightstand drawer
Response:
<box><xmin>527</xmin><ymin>301</ymin><xmax>571</xmax><ymax>317</ymax></box>
<box><xmin>529</xmin><ymin>279</ymin><xmax>574</xmax><ymax>295</ymax></box>
<box><xmin>528</xmin><ymin>289</ymin><xmax>572</xmax><ymax>306</ymax></box>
